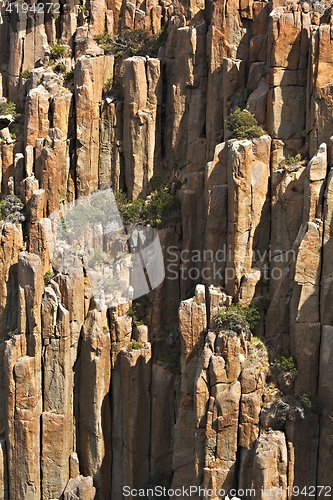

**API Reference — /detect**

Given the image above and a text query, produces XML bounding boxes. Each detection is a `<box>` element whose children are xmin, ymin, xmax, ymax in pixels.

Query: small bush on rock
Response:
<box><xmin>44</xmin><ymin>269</ymin><xmax>54</xmax><ymax>286</ymax></box>
<box><xmin>54</xmin><ymin>63</ymin><xmax>66</xmax><ymax>73</ymax></box>
<box><xmin>279</xmin><ymin>154</ymin><xmax>302</xmax><ymax>169</ymax></box>
<box><xmin>115</xmin><ymin>182</ymin><xmax>181</xmax><ymax>229</ymax></box>
<box><xmin>127</xmin><ymin>340</ymin><xmax>143</xmax><ymax>351</ymax></box>
<box><xmin>20</xmin><ymin>69</ymin><xmax>31</xmax><ymax>79</ymax></box>
<box><xmin>274</xmin><ymin>355</ymin><xmax>298</xmax><ymax>377</ymax></box>
<box><xmin>227</xmin><ymin>108</ymin><xmax>266</xmax><ymax>140</ymax></box>
<box><xmin>216</xmin><ymin>303</ymin><xmax>260</xmax><ymax>332</ymax></box>
<box><xmin>0</xmin><ymin>100</ymin><xmax>19</xmax><ymax>118</ymax></box>
<box><xmin>50</xmin><ymin>44</ymin><xmax>65</xmax><ymax>58</ymax></box>
<box><xmin>64</xmin><ymin>71</ymin><xmax>74</xmax><ymax>82</ymax></box>
<box><xmin>95</xmin><ymin>27</ymin><xmax>168</xmax><ymax>57</ymax></box>
<box><xmin>0</xmin><ymin>195</ymin><xmax>25</xmax><ymax>223</ymax></box>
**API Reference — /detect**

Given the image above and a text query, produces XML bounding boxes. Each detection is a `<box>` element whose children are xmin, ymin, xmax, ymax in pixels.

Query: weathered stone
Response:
<box><xmin>123</xmin><ymin>57</ymin><xmax>162</xmax><ymax>198</ymax></box>
<box><xmin>252</xmin><ymin>431</ymin><xmax>288</xmax><ymax>499</ymax></box>
<box><xmin>79</xmin><ymin>310</ymin><xmax>111</xmax><ymax>498</ymax></box>
<box><xmin>63</xmin><ymin>475</ymin><xmax>96</xmax><ymax>500</ymax></box>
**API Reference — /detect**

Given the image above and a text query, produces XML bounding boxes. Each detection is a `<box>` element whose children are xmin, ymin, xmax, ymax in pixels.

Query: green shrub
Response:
<box><xmin>115</xmin><ymin>191</ymin><xmax>146</xmax><ymax>226</ymax></box>
<box><xmin>0</xmin><ymin>100</ymin><xmax>19</xmax><ymax>118</ymax></box>
<box><xmin>227</xmin><ymin>108</ymin><xmax>266</xmax><ymax>140</ymax></box>
<box><xmin>64</xmin><ymin>71</ymin><xmax>74</xmax><ymax>82</ymax></box>
<box><xmin>95</xmin><ymin>27</ymin><xmax>168</xmax><ymax>57</ymax></box>
<box><xmin>127</xmin><ymin>302</ymin><xmax>145</xmax><ymax>326</ymax></box>
<box><xmin>127</xmin><ymin>340</ymin><xmax>143</xmax><ymax>350</ymax></box>
<box><xmin>0</xmin><ymin>195</ymin><xmax>25</xmax><ymax>223</ymax></box>
<box><xmin>44</xmin><ymin>269</ymin><xmax>54</xmax><ymax>286</ymax></box>
<box><xmin>155</xmin><ymin>323</ymin><xmax>181</xmax><ymax>375</ymax></box>
<box><xmin>145</xmin><ymin>26</ymin><xmax>168</xmax><ymax>56</ymax></box>
<box><xmin>215</xmin><ymin>303</ymin><xmax>260</xmax><ymax>332</ymax></box>
<box><xmin>20</xmin><ymin>69</ymin><xmax>31</xmax><ymax>79</ymax></box>
<box><xmin>115</xmin><ymin>183</ymin><xmax>181</xmax><ymax>229</ymax></box>
<box><xmin>103</xmin><ymin>77</ymin><xmax>113</xmax><ymax>92</ymax></box>
<box><xmin>272</xmin><ymin>392</ymin><xmax>319</xmax><ymax>423</ymax></box>
<box><xmin>50</xmin><ymin>44</ymin><xmax>65</xmax><ymax>58</ymax></box>
<box><xmin>144</xmin><ymin>187</ymin><xmax>181</xmax><ymax>228</ymax></box>
<box><xmin>5</xmin><ymin>331</ymin><xmax>14</xmax><ymax>341</ymax></box>
<box><xmin>54</xmin><ymin>63</ymin><xmax>66</xmax><ymax>73</ymax></box>
<box><xmin>251</xmin><ymin>336</ymin><xmax>265</xmax><ymax>348</ymax></box>
<box><xmin>59</xmin><ymin>189</ymin><xmax>118</xmax><ymax>235</ymax></box>
<box><xmin>274</xmin><ymin>355</ymin><xmax>298</xmax><ymax>377</ymax></box>
<box><xmin>278</xmin><ymin>154</ymin><xmax>302</xmax><ymax>169</ymax></box>
<box><xmin>295</xmin><ymin>391</ymin><xmax>318</xmax><ymax>413</ymax></box>
<box><xmin>230</xmin><ymin>88</ymin><xmax>252</xmax><ymax>112</ymax></box>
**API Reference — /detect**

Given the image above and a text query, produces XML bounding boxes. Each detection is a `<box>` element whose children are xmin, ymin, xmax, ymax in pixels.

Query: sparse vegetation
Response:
<box><xmin>279</xmin><ymin>154</ymin><xmax>302</xmax><ymax>169</ymax></box>
<box><xmin>274</xmin><ymin>355</ymin><xmax>298</xmax><ymax>377</ymax></box>
<box><xmin>127</xmin><ymin>340</ymin><xmax>143</xmax><ymax>350</ymax></box>
<box><xmin>5</xmin><ymin>331</ymin><xmax>14</xmax><ymax>341</ymax></box>
<box><xmin>144</xmin><ymin>186</ymin><xmax>181</xmax><ymax>228</ymax></box>
<box><xmin>54</xmin><ymin>63</ymin><xmax>66</xmax><ymax>73</ymax></box>
<box><xmin>115</xmin><ymin>191</ymin><xmax>146</xmax><ymax>226</ymax></box>
<box><xmin>97</xmin><ymin>273</ymin><xmax>119</xmax><ymax>291</ymax></box>
<box><xmin>103</xmin><ymin>77</ymin><xmax>113</xmax><ymax>92</ymax></box>
<box><xmin>50</xmin><ymin>44</ymin><xmax>65</xmax><ymax>59</ymax></box>
<box><xmin>0</xmin><ymin>100</ymin><xmax>19</xmax><ymax>118</ymax></box>
<box><xmin>227</xmin><ymin>108</ymin><xmax>266</xmax><ymax>140</ymax></box>
<box><xmin>251</xmin><ymin>336</ymin><xmax>265</xmax><ymax>348</ymax></box>
<box><xmin>44</xmin><ymin>269</ymin><xmax>54</xmax><ymax>286</ymax></box>
<box><xmin>296</xmin><ymin>391</ymin><xmax>319</xmax><ymax>413</ymax></box>
<box><xmin>215</xmin><ymin>303</ymin><xmax>261</xmax><ymax>332</ymax></box>
<box><xmin>64</xmin><ymin>71</ymin><xmax>74</xmax><ymax>82</ymax></box>
<box><xmin>115</xmin><ymin>181</ymin><xmax>181</xmax><ymax>229</ymax></box>
<box><xmin>58</xmin><ymin>189</ymin><xmax>119</xmax><ymax>235</ymax></box>
<box><xmin>95</xmin><ymin>27</ymin><xmax>168</xmax><ymax>57</ymax></box>
<box><xmin>127</xmin><ymin>301</ymin><xmax>145</xmax><ymax>327</ymax></box>
<box><xmin>270</xmin><ymin>391</ymin><xmax>319</xmax><ymax>424</ymax></box>
<box><xmin>20</xmin><ymin>69</ymin><xmax>31</xmax><ymax>79</ymax></box>
<box><xmin>0</xmin><ymin>195</ymin><xmax>25</xmax><ymax>223</ymax></box>
<box><xmin>155</xmin><ymin>323</ymin><xmax>181</xmax><ymax>375</ymax></box>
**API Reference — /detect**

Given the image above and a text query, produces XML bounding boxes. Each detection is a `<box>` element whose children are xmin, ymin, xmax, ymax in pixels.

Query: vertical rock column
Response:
<box><xmin>226</xmin><ymin>136</ymin><xmax>270</xmax><ymax>300</ymax></box>
<box><xmin>164</xmin><ymin>23</ymin><xmax>207</xmax><ymax>172</ymax></box>
<box><xmin>78</xmin><ymin>309</ymin><xmax>111</xmax><ymax>499</ymax></box>
<box><xmin>4</xmin><ymin>252</ymin><xmax>44</xmax><ymax>499</ymax></box>
<box><xmin>267</xmin><ymin>6</ymin><xmax>309</xmax><ymax>143</ymax></box>
<box><xmin>171</xmin><ymin>285</ymin><xmax>207</xmax><ymax>496</ymax></box>
<box><xmin>307</xmin><ymin>25</ymin><xmax>333</xmax><ymax>157</ymax></box>
<box><xmin>317</xmin><ymin>158</ymin><xmax>333</xmax><ymax>488</ymax></box>
<box><xmin>203</xmin><ymin>142</ymin><xmax>228</xmax><ymax>288</ymax></box>
<box><xmin>123</xmin><ymin>56</ymin><xmax>162</xmax><ymax>198</ymax></box>
<box><xmin>75</xmin><ymin>54</ymin><xmax>114</xmax><ymax>197</ymax></box>
<box><xmin>41</xmin><ymin>292</ymin><xmax>74</xmax><ymax>499</ymax></box>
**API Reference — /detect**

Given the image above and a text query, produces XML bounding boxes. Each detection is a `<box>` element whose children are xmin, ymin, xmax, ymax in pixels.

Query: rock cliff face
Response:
<box><xmin>1</xmin><ymin>0</ymin><xmax>333</xmax><ymax>498</ymax></box>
